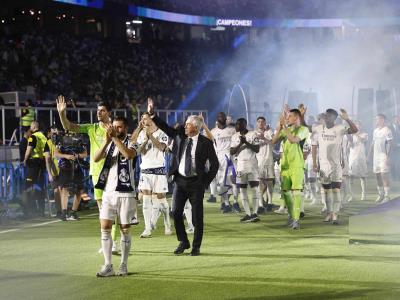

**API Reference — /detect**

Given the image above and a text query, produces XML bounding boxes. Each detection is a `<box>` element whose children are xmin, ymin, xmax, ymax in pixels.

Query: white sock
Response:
<box><xmin>222</xmin><ymin>193</ymin><xmax>230</xmax><ymax>206</ymax></box>
<box><xmin>332</xmin><ymin>188</ymin><xmax>342</xmax><ymax>213</ymax></box>
<box><xmin>210</xmin><ymin>180</ymin><xmax>217</xmax><ymax>196</ymax></box>
<box><xmin>150</xmin><ymin>195</ymin><xmax>161</xmax><ymax>228</ymax></box>
<box><xmin>347</xmin><ymin>178</ymin><xmax>353</xmax><ymax>198</ymax></box>
<box><xmin>184</xmin><ymin>200</ymin><xmax>193</xmax><ymax>228</ymax></box>
<box><xmin>258</xmin><ymin>185</ymin><xmax>264</xmax><ymax>207</ymax></box>
<box><xmin>240</xmin><ymin>188</ymin><xmax>251</xmax><ymax>215</ymax></box>
<box><xmin>251</xmin><ymin>186</ymin><xmax>260</xmax><ymax>214</ymax></box>
<box><xmin>360</xmin><ymin>178</ymin><xmax>366</xmax><ymax>195</ymax></box>
<box><xmin>120</xmin><ymin>228</ymin><xmax>131</xmax><ymax>265</ymax></box>
<box><xmin>325</xmin><ymin>189</ymin><xmax>333</xmax><ymax>212</ymax></box>
<box><xmin>232</xmin><ymin>183</ymin><xmax>239</xmax><ymax>202</ymax></box>
<box><xmin>159</xmin><ymin>198</ymin><xmax>171</xmax><ymax>229</ymax></box>
<box><xmin>142</xmin><ymin>195</ymin><xmax>153</xmax><ymax>232</ymax></box>
<box><xmin>321</xmin><ymin>189</ymin><xmax>327</xmax><ymax>207</ymax></box>
<box><xmin>300</xmin><ymin>197</ymin><xmax>305</xmax><ymax>212</ymax></box>
<box><xmin>384</xmin><ymin>186</ymin><xmax>390</xmax><ymax>197</ymax></box>
<box><xmin>377</xmin><ymin>185</ymin><xmax>384</xmax><ymax>196</ymax></box>
<box><xmin>101</xmin><ymin>229</ymin><xmax>112</xmax><ymax>266</ymax></box>
<box><xmin>309</xmin><ymin>181</ymin><xmax>317</xmax><ymax>200</ymax></box>
<box><xmin>266</xmin><ymin>181</ymin><xmax>274</xmax><ymax>204</ymax></box>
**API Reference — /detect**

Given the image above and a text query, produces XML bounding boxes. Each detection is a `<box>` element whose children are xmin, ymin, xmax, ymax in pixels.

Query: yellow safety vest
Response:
<box><xmin>30</xmin><ymin>131</ymin><xmax>47</xmax><ymax>159</ymax></box>
<box><xmin>46</xmin><ymin>138</ymin><xmax>60</xmax><ymax>176</ymax></box>
<box><xmin>21</xmin><ymin>107</ymin><xmax>35</xmax><ymax>127</ymax></box>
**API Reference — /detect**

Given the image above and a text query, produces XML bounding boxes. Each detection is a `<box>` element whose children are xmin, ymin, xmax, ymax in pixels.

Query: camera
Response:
<box><xmin>52</xmin><ymin>132</ymin><xmax>89</xmax><ymax>170</ymax></box>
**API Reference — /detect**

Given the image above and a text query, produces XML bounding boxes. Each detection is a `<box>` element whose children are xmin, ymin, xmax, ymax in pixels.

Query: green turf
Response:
<box><xmin>1</xmin><ymin>186</ymin><xmax>400</xmax><ymax>300</ymax></box>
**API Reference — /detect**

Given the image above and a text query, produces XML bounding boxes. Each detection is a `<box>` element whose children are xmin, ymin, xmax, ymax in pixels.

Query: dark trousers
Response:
<box><xmin>173</xmin><ymin>175</ymin><xmax>205</xmax><ymax>249</ymax></box>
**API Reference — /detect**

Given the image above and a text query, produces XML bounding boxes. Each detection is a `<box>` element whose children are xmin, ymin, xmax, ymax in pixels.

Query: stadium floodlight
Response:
<box><xmin>126</xmin><ymin>21</ymin><xmax>131</xmax><ymax>25</ymax></box>
<box><xmin>131</xmin><ymin>20</ymin><xmax>142</xmax><ymax>24</ymax></box>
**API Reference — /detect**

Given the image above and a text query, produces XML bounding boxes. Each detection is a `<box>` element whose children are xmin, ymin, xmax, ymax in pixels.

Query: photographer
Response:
<box><xmin>54</xmin><ymin>132</ymin><xmax>88</xmax><ymax>221</ymax></box>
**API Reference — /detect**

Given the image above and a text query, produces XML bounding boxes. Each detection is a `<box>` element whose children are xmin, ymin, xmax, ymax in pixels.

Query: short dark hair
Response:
<box><xmin>237</xmin><ymin>118</ymin><xmax>247</xmax><ymax>124</ymax></box>
<box><xmin>97</xmin><ymin>102</ymin><xmax>112</xmax><ymax>112</ymax></box>
<box><xmin>257</xmin><ymin>116</ymin><xmax>266</xmax><ymax>121</ymax></box>
<box><xmin>113</xmin><ymin>116</ymin><xmax>128</xmax><ymax>127</ymax></box>
<box><xmin>289</xmin><ymin>109</ymin><xmax>301</xmax><ymax>117</ymax></box>
<box><xmin>326</xmin><ymin>109</ymin><xmax>338</xmax><ymax>118</ymax></box>
<box><xmin>377</xmin><ymin>113</ymin><xmax>386</xmax><ymax>120</ymax></box>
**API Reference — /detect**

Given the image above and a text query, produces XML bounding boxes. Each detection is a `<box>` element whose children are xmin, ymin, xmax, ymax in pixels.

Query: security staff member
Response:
<box><xmin>22</xmin><ymin>121</ymin><xmax>47</xmax><ymax>217</ymax></box>
<box><xmin>20</xmin><ymin>99</ymin><xmax>35</xmax><ymax>133</ymax></box>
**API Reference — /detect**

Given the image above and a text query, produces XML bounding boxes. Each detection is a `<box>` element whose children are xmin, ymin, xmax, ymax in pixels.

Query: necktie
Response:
<box><xmin>185</xmin><ymin>138</ymin><xmax>193</xmax><ymax>176</ymax></box>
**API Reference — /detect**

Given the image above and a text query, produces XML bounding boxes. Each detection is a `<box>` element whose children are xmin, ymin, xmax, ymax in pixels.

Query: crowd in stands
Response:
<box><xmin>0</xmin><ymin>27</ymin><xmax>218</xmax><ymax>109</ymax></box>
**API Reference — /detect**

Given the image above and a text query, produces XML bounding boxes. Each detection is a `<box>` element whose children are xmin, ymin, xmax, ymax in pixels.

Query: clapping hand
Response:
<box><xmin>105</xmin><ymin>124</ymin><xmax>117</xmax><ymax>140</ymax></box>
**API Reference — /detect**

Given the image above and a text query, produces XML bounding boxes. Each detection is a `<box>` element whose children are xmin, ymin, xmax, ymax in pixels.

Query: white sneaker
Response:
<box><xmin>360</xmin><ymin>193</ymin><xmax>366</xmax><ymax>201</ymax></box>
<box><xmin>96</xmin><ymin>264</ymin><xmax>115</xmax><ymax>277</ymax></box>
<box><xmin>375</xmin><ymin>195</ymin><xmax>384</xmax><ymax>203</ymax></box>
<box><xmin>186</xmin><ymin>226</ymin><xmax>194</xmax><ymax>234</ymax></box>
<box><xmin>274</xmin><ymin>207</ymin><xmax>287</xmax><ymax>215</ymax></box>
<box><xmin>332</xmin><ymin>213</ymin><xmax>339</xmax><ymax>225</ymax></box>
<box><xmin>165</xmin><ymin>227</ymin><xmax>173</xmax><ymax>235</ymax></box>
<box><xmin>323</xmin><ymin>214</ymin><xmax>332</xmax><ymax>222</ymax></box>
<box><xmin>117</xmin><ymin>263</ymin><xmax>128</xmax><ymax>276</ymax></box>
<box><xmin>112</xmin><ymin>241</ymin><xmax>118</xmax><ymax>254</ymax></box>
<box><xmin>381</xmin><ymin>196</ymin><xmax>390</xmax><ymax>203</ymax></box>
<box><xmin>140</xmin><ymin>230</ymin><xmax>152</xmax><ymax>238</ymax></box>
<box><xmin>98</xmin><ymin>248</ymin><xmax>103</xmax><ymax>254</ymax></box>
<box><xmin>347</xmin><ymin>195</ymin><xmax>353</xmax><ymax>202</ymax></box>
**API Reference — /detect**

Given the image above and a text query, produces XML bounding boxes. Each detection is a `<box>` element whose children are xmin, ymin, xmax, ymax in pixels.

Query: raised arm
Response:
<box><xmin>148</xmin><ymin>97</ymin><xmax>182</xmax><ymax>138</ymax></box>
<box><xmin>56</xmin><ymin>95</ymin><xmax>80</xmax><ymax>133</ymax></box>
<box><xmin>340</xmin><ymin>109</ymin><xmax>358</xmax><ymax>135</ymax></box>
<box><xmin>198</xmin><ymin>113</ymin><xmax>214</xmax><ymax>141</ymax></box>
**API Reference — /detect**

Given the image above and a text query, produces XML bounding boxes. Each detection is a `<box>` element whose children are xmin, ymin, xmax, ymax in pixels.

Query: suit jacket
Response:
<box><xmin>390</xmin><ymin>123</ymin><xmax>400</xmax><ymax>148</ymax></box>
<box><xmin>152</xmin><ymin>115</ymin><xmax>219</xmax><ymax>187</ymax></box>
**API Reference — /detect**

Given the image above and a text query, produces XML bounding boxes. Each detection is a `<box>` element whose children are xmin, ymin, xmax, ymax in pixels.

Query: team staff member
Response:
<box><xmin>148</xmin><ymin>99</ymin><xmax>219</xmax><ymax>256</ymax></box>
<box><xmin>22</xmin><ymin>121</ymin><xmax>47</xmax><ymax>216</ymax></box>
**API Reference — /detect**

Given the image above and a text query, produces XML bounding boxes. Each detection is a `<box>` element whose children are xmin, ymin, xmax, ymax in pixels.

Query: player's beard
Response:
<box><xmin>118</xmin><ymin>133</ymin><xmax>126</xmax><ymax>140</ymax></box>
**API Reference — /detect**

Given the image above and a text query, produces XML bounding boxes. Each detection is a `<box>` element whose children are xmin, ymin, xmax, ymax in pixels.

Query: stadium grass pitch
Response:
<box><xmin>1</xmin><ymin>185</ymin><xmax>400</xmax><ymax>299</ymax></box>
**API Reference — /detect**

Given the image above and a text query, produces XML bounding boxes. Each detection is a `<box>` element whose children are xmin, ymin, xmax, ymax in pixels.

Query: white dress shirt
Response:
<box><xmin>178</xmin><ymin>134</ymin><xmax>199</xmax><ymax>177</ymax></box>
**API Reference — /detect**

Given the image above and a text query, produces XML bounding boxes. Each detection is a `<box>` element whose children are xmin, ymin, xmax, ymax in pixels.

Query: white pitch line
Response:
<box><xmin>0</xmin><ymin>212</ymin><xmax>99</xmax><ymax>234</ymax></box>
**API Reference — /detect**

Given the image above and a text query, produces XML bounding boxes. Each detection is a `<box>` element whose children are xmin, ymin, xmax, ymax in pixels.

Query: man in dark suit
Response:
<box><xmin>390</xmin><ymin>115</ymin><xmax>400</xmax><ymax>180</ymax></box>
<box><xmin>148</xmin><ymin>99</ymin><xmax>219</xmax><ymax>256</ymax></box>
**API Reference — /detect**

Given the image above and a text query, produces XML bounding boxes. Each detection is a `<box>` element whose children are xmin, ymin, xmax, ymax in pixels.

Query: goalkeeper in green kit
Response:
<box><xmin>272</xmin><ymin>106</ymin><xmax>309</xmax><ymax>230</ymax></box>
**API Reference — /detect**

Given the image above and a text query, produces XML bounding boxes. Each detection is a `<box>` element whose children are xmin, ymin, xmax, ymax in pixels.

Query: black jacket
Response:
<box><xmin>152</xmin><ymin>115</ymin><xmax>219</xmax><ymax>187</ymax></box>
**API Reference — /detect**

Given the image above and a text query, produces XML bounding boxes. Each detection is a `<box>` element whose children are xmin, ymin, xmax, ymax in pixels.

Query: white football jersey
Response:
<box><xmin>136</xmin><ymin>129</ymin><xmax>169</xmax><ymax>169</ymax></box>
<box><xmin>231</xmin><ymin>131</ymin><xmax>260</xmax><ymax>170</ymax></box>
<box><xmin>312</xmin><ymin>124</ymin><xmax>348</xmax><ymax>166</ymax></box>
<box><xmin>373</xmin><ymin>126</ymin><xmax>393</xmax><ymax>156</ymax></box>
<box><xmin>104</xmin><ymin>141</ymin><xmax>136</xmax><ymax>192</ymax></box>
<box><xmin>255</xmin><ymin>129</ymin><xmax>274</xmax><ymax>166</ymax></box>
<box><xmin>211</xmin><ymin>126</ymin><xmax>236</xmax><ymax>156</ymax></box>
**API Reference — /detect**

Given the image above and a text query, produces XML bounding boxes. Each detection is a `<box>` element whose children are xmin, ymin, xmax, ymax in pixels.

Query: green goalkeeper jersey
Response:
<box><xmin>279</xmin><ymin>125</ymin><xmax>309</xmax><ymax>170</ymax></box>
<box><xmin>79</xmin><ymin>123</ymin><xmax>107</xmax><ymax>176</ymax></box>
